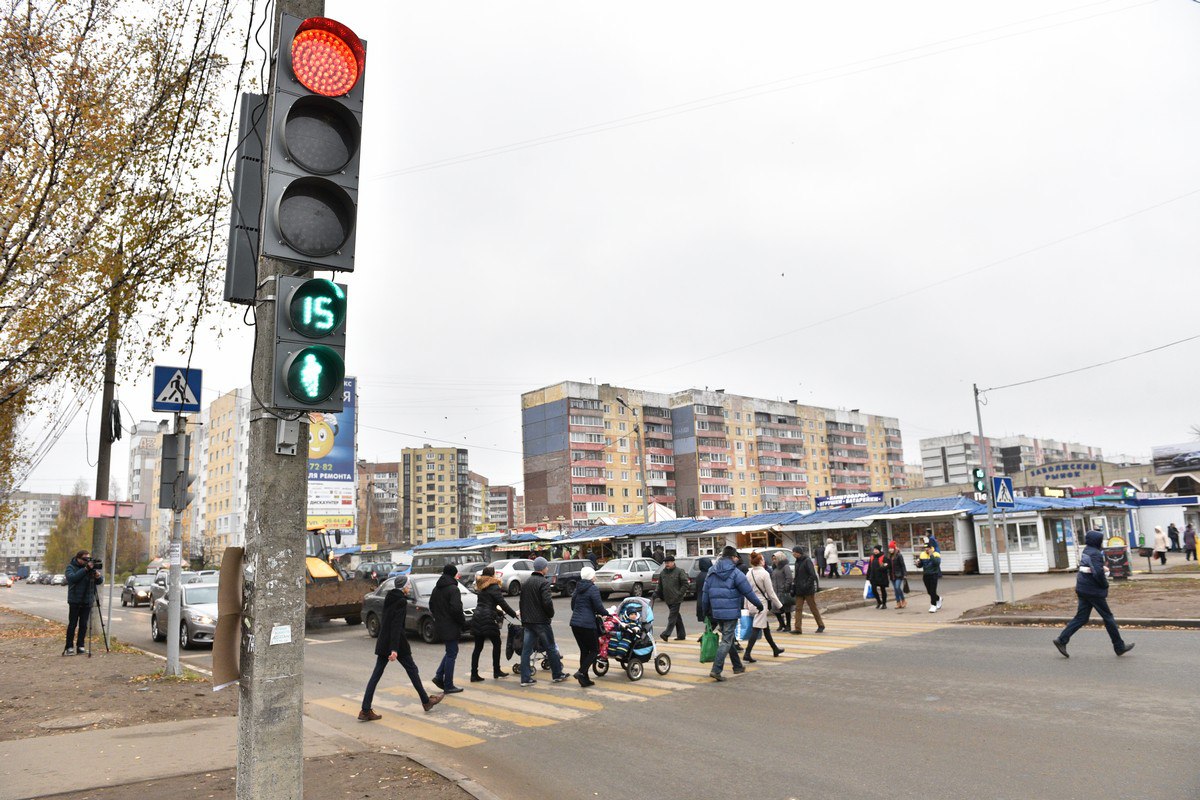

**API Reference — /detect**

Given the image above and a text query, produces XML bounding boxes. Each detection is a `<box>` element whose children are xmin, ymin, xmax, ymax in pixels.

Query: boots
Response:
<box><xmin>470</xmin><ymin>672</ymin><xmax>485</xmax><ymax>683</ymax></box>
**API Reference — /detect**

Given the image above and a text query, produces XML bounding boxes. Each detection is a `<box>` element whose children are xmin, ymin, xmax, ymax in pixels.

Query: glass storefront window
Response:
<box><xmin>932</xmin><ymin>520</ymin><xmax>957</xmax><ymax>552</ymax></box>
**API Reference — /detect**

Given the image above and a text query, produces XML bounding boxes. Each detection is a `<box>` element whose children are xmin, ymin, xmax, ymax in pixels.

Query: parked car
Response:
<box><xmin>488</xmin><ymin>558</ymin><xmax>536</xmax><ymax>596</ymax></box>
<box><xmin>25</xmin><ymin>572</ymin><xmax>40</xmax><ymax>584</ymax></box>
<box><xmin>455</xmin><ymin>562</ymin><xmax>489</xmax><ymax>590</ymax></box>
<box><xmin>652</xmin><ymin>556</ymin><xmax>704</xmax><ymax>599</ymax></box>
<box><xmin>361</xmin><ymin>574</ymin><xmax>477</xmax><ymax>644</ymax></box>
<box><xmin>354</xmin><ymin>561</ymin><xmax>394</xmax><ymax>585</ymax></box>
<box><xmin>737</xmin><ymin>547</ymin><xmax>794</xmax><ymax>570</ymax></box>
<box><xmin>196</xmin><ymin>569</ymin><xmax>219</xmax><ymax>581</ymax></box>
<box><xmin>38</xmin><ymin>573</ymin><xmax>53</xmax><ymax>584</ymax></box>
<box><xmin>121</xmin><ymin>574</ymin><xmax>155</xmax><ymax>607</ymax></box>
<box><xmin>0</xmin><ymin>574</ymin><xmax>11</xmax><ymax>588</ymax></box>
<box><xmin>150</xmin><ymin>582</ymin><xmax>218</xmax><ymax>649</ymax></box>
<box><xmin>546</xmin><ymin>559</ymin><xmax>591</xmax><ymax>596</ymax></box>
<box><xmin>593</xmin><ymin>558</ymin><xmax>660</xmax><ymax>599</ymax></box>
<box><xmin>387</xmin><ymin>564</ymin><xmax>413</xmax><ymax>580</ymax></box>
<box><xmin>50</xmin><ymin>573</ymin><xmax>67</xmax><ymax>585</ymax></box>
<box><xmin>150</xmin><ymin>570</ymin><xmax>198</xmax><ymax>603</ymax></box>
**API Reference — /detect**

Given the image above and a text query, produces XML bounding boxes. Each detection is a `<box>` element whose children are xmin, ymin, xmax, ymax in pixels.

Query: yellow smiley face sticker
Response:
<box><xmin>308</xmin><ymin>414</ymin><xmax>337</xmax><ymax>459</ymax></box>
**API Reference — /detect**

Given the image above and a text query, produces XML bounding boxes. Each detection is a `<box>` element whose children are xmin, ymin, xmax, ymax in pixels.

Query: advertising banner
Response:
<box><xmin>815</xmin><ymin>492</ymin><xmax>884</xmax><ymax>509</ymax></box>
<box><xmin>307</xmin><ymin>377</ymin><xmax>357</xmax><ymax>540</ymax></box>
<box><xmin>1151</xmin><ymin>441</ymin><xmax>1200</xmax><ymax>476</ymax></box>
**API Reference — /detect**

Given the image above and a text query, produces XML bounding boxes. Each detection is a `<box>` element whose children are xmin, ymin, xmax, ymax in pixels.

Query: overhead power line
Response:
<box><xmin>982</xmin><ymin>333</ymin><xmax>1200</xmax><ymax>393</ymax></box>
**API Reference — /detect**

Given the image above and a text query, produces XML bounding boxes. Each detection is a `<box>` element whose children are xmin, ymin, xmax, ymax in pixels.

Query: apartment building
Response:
<box><xmin>467</xmin><ymin>472</ymin><xmax>489</xmax><ymax>531</ymax></box>
<box><xmin>357</xmin><ymin>461</ymin><xmax>401</xmax><ymax>545</ymax></box>
<box><xmin>522</xmin><ymin>381</ymin><xmax>904</xmax><ymax>525</ymax></box>
<box><xmin>513</xmin><ymin>495</ymin><xmax>526</xmax><ymax>527</ymax></box>
<box><xmin>487</xmin><ymin>485</ymin><xmax>517</xmax><ymax>529</ymax></box>
<box><xmin>200</xmin><ymin>388</ymin><xmax>250</xmax><ymax>565</ymax></box>
<box><xmin>0</xmin><ymin>491</ymin><xmax>63</xmax><ymax>572</ymax></box>
<box><xmin>399</xmin><ymin>445</ymin><xmax>470</xmax><ymax>544</ymax></box>
<box><xmin>920</xmin><ymin>432</ymin><xmax>1104</xmax><ymax>487</ymax></box>
<box><xmin>904</xmin><ymin>464</ymin><xmax>926</xmax><ymax>489</ymax></box>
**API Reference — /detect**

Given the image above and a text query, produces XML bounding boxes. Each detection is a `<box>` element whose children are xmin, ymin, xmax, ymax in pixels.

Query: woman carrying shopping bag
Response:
<box><xmin>743</xmin><ymin>552</ymin><xmax>785</xmax><ymax>662</ymax></box>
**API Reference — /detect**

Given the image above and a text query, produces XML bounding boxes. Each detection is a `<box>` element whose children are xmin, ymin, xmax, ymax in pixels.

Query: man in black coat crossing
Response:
<box><xmin>359</xmin><ymin>576</ymin><xmax>442</xmax><ymax>720</ymax></box>
<box><xmin>430</xmin><ymin>564</ymin><xmax>466</xmax><ymax>693</ymax></box>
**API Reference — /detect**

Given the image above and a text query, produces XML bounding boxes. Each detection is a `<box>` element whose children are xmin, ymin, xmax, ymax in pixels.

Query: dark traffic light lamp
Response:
<box><xmin>274</xmin><ymin>276</ymin><xmax>347</xmax><ymax>411</ymax></box>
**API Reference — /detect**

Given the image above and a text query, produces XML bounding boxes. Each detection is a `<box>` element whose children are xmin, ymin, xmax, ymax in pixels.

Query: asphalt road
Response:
<box><xmin>7</xmin><ymin>582</ymin><xmax>1198</xmax><ymax>800</ymax></box>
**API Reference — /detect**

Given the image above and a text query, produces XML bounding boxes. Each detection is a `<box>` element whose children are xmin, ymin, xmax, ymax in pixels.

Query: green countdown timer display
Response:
<box><xmin>288</xmin><ymin>278</ymin><xmax>346</xmax><ymax>338</ymax></box>
<box><xmin>284</xmin><ymin>345</ymin><xmax>345</xmax><ymax>405</ymax></box>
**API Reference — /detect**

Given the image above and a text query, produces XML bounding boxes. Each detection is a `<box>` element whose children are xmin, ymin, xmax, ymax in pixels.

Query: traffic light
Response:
<box><xmin>273</xmin><ymin>276</ymin><xmax>347</xmax><ymax>410</ymax></box>
<box><xmin>260</xmin><ymin>15</ymin><xmax>366</xmax><ymax>272</ymax></box>
<box><xmin>972</xmin><ymin>467</ymin><xmax>987</xmax><ymax>493</ymax></box>
<box><xmin>159</xmin><ymin>433</ymin><xmax>198</xmax><ymax>510</ymax></box>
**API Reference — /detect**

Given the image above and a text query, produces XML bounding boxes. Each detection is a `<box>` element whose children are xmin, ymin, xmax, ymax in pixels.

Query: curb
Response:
<box><xmin>402</xmin><ymin>752</ymin><xmax>504</xmax><ymax>800</ymax></box>
<box><xmin>956</xmin><ymin>615</ymin><xmax>1200</xmax><ymax>628</ymax></box>
<box><xmin>818</xmin><ymin>599</ymin><xmax>872</xmax><ymax>615</ymax></box>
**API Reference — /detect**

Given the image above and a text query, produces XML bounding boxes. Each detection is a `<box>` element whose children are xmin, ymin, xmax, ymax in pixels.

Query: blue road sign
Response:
<box><xmin>993</xmin><ymin>476</ymin><xmax>1016</xmax><ymax>509</ymax></box>
<box><xmin>152</xmin><ymin>366</ymin><xmax>202</xmax><ymax>413</ymax></box>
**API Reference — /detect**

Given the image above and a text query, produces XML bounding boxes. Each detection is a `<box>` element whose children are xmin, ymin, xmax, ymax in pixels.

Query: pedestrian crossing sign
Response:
<box><xmin>152</xmin><ymin>366</ymin><xmax>202</xmax><ymax>413</ymax></box>
<box><xmin>993</xmin><ymin>476</ymin><xmax>1016</xmax><ymax>509</ymax></box>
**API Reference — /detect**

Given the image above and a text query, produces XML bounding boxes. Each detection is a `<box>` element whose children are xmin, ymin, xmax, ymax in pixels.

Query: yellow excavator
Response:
<box><xmin>305</xmin><ymin>526</ymin><xmax>374</xmax><ymax>626</ymax></box>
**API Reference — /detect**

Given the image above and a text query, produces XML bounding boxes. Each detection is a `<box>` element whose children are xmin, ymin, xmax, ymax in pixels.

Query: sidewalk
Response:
<box><xmin>823</xmin><ymin>572</ymin><xmax>1078</xmax><ymax>624</ymax></box>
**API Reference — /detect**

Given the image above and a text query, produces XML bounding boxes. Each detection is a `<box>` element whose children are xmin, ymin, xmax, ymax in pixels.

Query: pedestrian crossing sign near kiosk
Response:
<box><xmin>152</xmin><ymin>366</ymin><xmax>202</xmax><ymax>413</ymax></box>
<box><xmin>993</xmin><ymin>476</ymin><xmax>1016</xmax><ymax>509</ymax></box>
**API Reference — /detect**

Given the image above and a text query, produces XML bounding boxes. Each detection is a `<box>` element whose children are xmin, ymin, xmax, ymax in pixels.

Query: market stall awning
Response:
<box><xmin>706</xmin><ymin>522</ymin><xmax>783</xmax><ymax>535</ymax></box>
<box><xmin>781</xmin><ymin>519</ymin><xmax>876</xmax><ymax>531</ymax></box>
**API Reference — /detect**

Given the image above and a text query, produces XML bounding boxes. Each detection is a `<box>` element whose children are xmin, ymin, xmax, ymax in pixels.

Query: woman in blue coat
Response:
<box><xmin>570</xmin><ymin>566</ymin><xmax>607</xmax><ymax>687</ymax></box>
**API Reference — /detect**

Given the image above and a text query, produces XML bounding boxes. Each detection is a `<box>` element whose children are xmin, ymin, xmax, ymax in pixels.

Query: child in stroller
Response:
<box><xmin>593</xmin><ymin>596</ymin><xmax>671</xmax><ymax>681</ymax></box>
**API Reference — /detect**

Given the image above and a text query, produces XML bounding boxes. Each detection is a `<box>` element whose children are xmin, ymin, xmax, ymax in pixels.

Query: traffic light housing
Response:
<box><xmin>261</xmin><ymin>15</ymin><xmax>366</xmax><ymax>272</ymax></box>
<box><xmin>972</xmin><ymin>467</ymin><xmax>987</xmax><ymax>493</ymax></box>
<box><xmin>273</xmin><ymin>276</ymin><xmax>347</xmax><ymax>410</ymax></box>
<box><xmin>159</xmin><ymin>433</ymin><xmax>197</xmax><ymax>511</ymax></box>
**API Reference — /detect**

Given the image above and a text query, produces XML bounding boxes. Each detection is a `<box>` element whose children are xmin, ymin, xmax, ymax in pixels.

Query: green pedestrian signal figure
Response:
<box><xmin>299</xmin><ymin>352</ymin><xmax>323</xmax><ymax>399</ymax></box>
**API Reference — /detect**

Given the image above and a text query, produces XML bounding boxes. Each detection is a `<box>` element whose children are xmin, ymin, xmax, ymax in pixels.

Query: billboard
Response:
<box><xmin>815</xmin><ymin>491</ymin><xmax>884</xmax><ymax>509</ymax></box>
<box><xmin>307</xmin><ymin>377</ymin><xmax>357</xmax><ymax>538</ymax></box>
<box><xmin>1151</xmin><ymin>440</ymin><xmax>1200</xmax><ymax>476</ymax></box>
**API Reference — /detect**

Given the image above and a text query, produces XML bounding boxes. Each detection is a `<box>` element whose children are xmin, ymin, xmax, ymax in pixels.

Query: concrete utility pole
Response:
<box><xmin>237</xmin><ymin>2</ymin><xmax>319</xmax><ymax>797</ymax></box>
<box><xmin>91</xmin><ymin>276</ymin><xmax>121</xmax><ymax>557</ymax></box>
<box><xmin>616</xmin><ymin>396</ymin><xmax>650</xmax><ymax>523</ymax></box>
<box><xmin>973</xmin><ymin>383</ymin><xmax>1005</xmax><ymax>604</ymax></box>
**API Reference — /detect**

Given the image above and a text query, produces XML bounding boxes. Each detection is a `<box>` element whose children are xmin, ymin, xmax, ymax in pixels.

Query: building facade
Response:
<box><xmin>904</xmin><ymin>463</ymin><xmax>926</xmax><ymax>489</ymax></box>
<box><xmin>198</xmin><ymin>388</ymin><xmax>250</xmax><ymax>566</ymax></box>
<box><xmin>357</xmin><ymin>461</ymin><xmax>401</xmax><ymax>545</ymax></box>
<box><xmin>400</xmin><ymin>445</ymin><xmax>470</xmax><ymax>544</ymax></box>
<box><xmin>920</xmin><ymin>433</ymin><xmax>1105</xmax><ymax>487</ymax></box>
<box><xmin>0</xmin><ymin>492</ymin><xmax>64</xmax><ymax>572</ymax></box>
<box><xmin>487</xmin><ymin>485</ymin><xmax>517</xmax><ymax>529</ymax></box>
<box><xmin>522</xmin><ymin>381</ymin><xmax>904</xmax><ymax>526</ymax></box>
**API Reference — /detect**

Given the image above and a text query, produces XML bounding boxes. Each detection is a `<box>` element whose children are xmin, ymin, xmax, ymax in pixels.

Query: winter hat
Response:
<box><xmin>664</xmin><ymin>554</ymin><xmax>675</xmax><ymax>563</ymax></box>
<box><xmin>722</xmin><ymin>545</ymin><xmax>738</xmax><ymax>559</ymax></box>
<box><xmin>442</xmin><ymin>563</ymin><xmax>458</xmax><ymax>577</ymax></box>
<box><xmin>888</xmin><ymin>541</ymin><xmax>898</xmax><ymax>550</ymax></box>
<box><xmin>392</xmin><ymin>575</ymin><xmax>409</xmax><ymax>590</ymax></box>
<box><xmin>580</xmin><ymin>566</ymin><xmax>596</xmax><ymax>581</ymax></box>
<box><xmin>532</xmin><ymin>556</ymin><xmax>549</xmax><ymax>572</ymax></box>
<box><xmin>793</xmin><ymin>545</ymin><xmax>806</xmax><ymax>556</ymax></box>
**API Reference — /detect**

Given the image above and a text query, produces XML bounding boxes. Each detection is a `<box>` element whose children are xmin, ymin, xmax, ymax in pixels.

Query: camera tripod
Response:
<box><xmin>88</xmin><ymin>583</ymin><xmax>111</xmax><ymax>658</ymax></box>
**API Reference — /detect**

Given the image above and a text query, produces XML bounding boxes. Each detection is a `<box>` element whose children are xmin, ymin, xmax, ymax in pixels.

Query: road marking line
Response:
<box><xmin>304</xmin><ymin>637</ymin><xmax>347</xmax><ymax>644</ymax></box>
<box><xmin>310</xmin><ymin>696</ymin><xmax>484</xmax><ymax>748</ymax></box>
<box><xmin>379</xmin><ymin>685</ymin><xmax>560</xmax><ymax>726</ymax></box>
<box><xmin>385</xmin><ymin>686</ymin><xmax>584</xmax><ymax>720</ymax></box>
<box><xmin>653</xmin><ymin>671</ymin><xmax>713</xmax><ymax>684</ymax></box>
<box><xmin>587</xmin><ymin>681</ymin><xmax>676</xmax><ymax>697</ymax></box>
<box><xmin>469</xmin><ymin>684</ymin><xmax>604</xmax><ymax>711</ymax></box>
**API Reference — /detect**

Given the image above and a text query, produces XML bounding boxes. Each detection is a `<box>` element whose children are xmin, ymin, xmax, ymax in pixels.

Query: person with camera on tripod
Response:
<box><xmin>64</xmin><ymin>550</ymin><xmax>103</xmax><ymax>656</ymax></box>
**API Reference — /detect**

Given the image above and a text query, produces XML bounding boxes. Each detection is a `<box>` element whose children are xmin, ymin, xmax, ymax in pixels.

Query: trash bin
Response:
<box><xmin>1104</xmin><ymin>547</ymin><xmax>1131</xmax><ymax>580</ymax></box>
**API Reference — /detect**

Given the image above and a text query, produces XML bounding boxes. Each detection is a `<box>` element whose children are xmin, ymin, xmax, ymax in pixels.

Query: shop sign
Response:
<box><xmin>815</xmin><ymin>492</ymin><xmax>883</xmax><ymax>509</ymax></box>
<box><xmin>1028</xmin><ymin>462</ymin><xmax>1100</xmax><ymax>481</ymax></box>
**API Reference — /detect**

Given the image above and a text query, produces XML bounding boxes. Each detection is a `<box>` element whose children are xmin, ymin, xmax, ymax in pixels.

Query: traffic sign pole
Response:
<box><xmin>974</xmin><ymin>383</ymin><xmax>1005</xmax><ymax>604</ymax></box>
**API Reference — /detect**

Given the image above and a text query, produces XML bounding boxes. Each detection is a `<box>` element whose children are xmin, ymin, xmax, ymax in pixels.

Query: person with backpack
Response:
<box><xmin>789</xmin><ymin>545</ymin><xmax>825</xmax><ymax>634</ymax></box>
<box><xmin>1053</xmin><ymin>530</ymin><xmax>1135</xmax><ymax>658</ymax></box>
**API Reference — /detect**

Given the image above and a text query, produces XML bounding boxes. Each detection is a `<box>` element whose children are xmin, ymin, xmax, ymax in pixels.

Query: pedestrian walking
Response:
<box><xmin>771</xmin><ymin>552</ymin><xmax>794</xmax><ymax>632</ymax></box>
<box><xmin>359</xmin><ymin>576</ymin><xmax>442</xmax><ymax>720</ymax></box>
<box><xmin>1053</xmin><ymin>531</ymin><xmax>1135</xmax><ymax>658</ymax></box>
<box><xmin>519</xmin><ymin>557</ymin><xmax>568</xmax><ymax>686</ymax></box>
<box><xmin>1152</xmin><ymin>526</ymin><xmax>1168</xmax><ymax>566</ymax></box>
<box><xmin>823</xmin><ymin>538</ymin><xmax>841</xmax><ymax>578</ymax></box>
<box><xmin>1167</xmin><ymin>523</ymin><xmax>1180</xmax><ymax>552</ymax></box>
<box><xmin>866</xmin><ymin>545</ymin><xmax>890</xmax><ymax>609</ymax></box>
<box><xmin>470</xmin><ymin>566</ymin><xmax>518</xmax><ymax>682</ymax></box>
<box><xmin>742</xmin><ymin>552</ymin><xmax>784</xmax><ymax>662</ymax></box>
<box><xmin>814</xmin><ymin>544</ymin><xmax>827</xmax><ymax>580</ymax></box>
<box><xmin>587</xmin><ymin>551</ymin><xmax>599</xmax><ymax>569</ymax></box>
<box><xmin>64</xmin><ymin>550</ymin><xmax>102</xmax><ymax>656</ymax></box>
<box><xmin>652</xmin><ymin>546</ymin><xmax>666</xmax><ymax>565</ymax></box>
<box><xmin>430</xmin><ymin>564</ymin><xmax>466</xmax><ymax>693</ymax></box>
<box><xmin>655</xmin><ymin>554</ymin><xmax>689</xmax><ymax>641</ymax></box>
<box><xmin>694</xmin><ymin>556</ymin><xmax>713</xmax><ymax>640</ymax></box>
<box><xmin>917</xmin><ymin>542</ymin><xmax>942</xmax><ymax>613</ymax></box>
<box><xmin>569</xmin><ymin>566</ymin><xmax>606</xmax><ymax>687</ymax></box>
<box><xmin>700</xmin><ymin>545</ymin><xmax>762</xmax><ymax>681</ymax></box>
<box><xmin>789</xmin><ymin>545</ymin><xmax>825</xmax><ymax>634</ymax></box>
<box><xmin>1184</xmin><ymin>523</ymin><xmax>1196</xmax><ymax>562</ymax></box>
<box><xmin>888</xmin><ymin>541</ymin><xmax>908</xmax><ymax>609</ymax></box>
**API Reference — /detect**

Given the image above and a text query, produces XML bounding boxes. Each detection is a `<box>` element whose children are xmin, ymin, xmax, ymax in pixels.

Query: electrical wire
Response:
<box><xmin>981</xmin><ymin>333</ymin><xmax>1200</xmax><ymax>393</ymax></box>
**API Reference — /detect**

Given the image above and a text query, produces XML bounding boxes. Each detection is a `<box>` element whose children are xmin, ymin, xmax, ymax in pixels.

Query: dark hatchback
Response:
<box><xmin>546</xmin><ymin>559</ymin><xmax>592</xmax><ymax>596</ymax></box>
<box><xmin>361</xmin><ymin>574</ymin><xmax>477</xmax><ymax>644</ymax></box>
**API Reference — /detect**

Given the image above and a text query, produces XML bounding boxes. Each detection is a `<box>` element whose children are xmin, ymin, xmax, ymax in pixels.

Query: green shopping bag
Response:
<box><xmin>699</xmin><ymin>618</ymin><xmax>718</xmax><ymax>663</ymax></box>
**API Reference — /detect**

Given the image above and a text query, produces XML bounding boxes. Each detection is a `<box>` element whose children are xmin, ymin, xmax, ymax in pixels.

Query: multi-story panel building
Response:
<box><xmin>904</xmin><ymin>464</ymin><xmax>926</xmax><ymax>489</ymax></box>
<box><xmin>921</xmin><ymin>433</ymin><xmax>1105</xmax><ymax>487</ymax></box>
<box><xmin>0</xmin><ymin>492</ymin><xmax>64</xmax><ymax>572</ymax></box>
<box><xmin>523</xmin><ymin>381</ymin><xmax>904</xmax><ymax>525</ymax></box>
<box><xmin>357</xmin><ymin>461</ymin><xmax>401</xmax><ymax>545</ymax></box>
<box><xmin>198</xmin><ymin>388</ymin><xmax>250</xmax><ymax>566</ymax></box>
<box><xmin>487</xmin><ymin>485</ymin><xmax>516</xmax><ymax>529</ymax></box>
<box><xmin>467</xmin><ymin>471</ymin><xmax>489</xmax><ymax>532</ymax></box>
<box><xmin>400</xmin><ymin>446</ymin><xmax>470</xmax><ymax>544</ymax></box>
<box><xmin>513</xmin><ymin>495</ymin><xmax>525</xmax><ymax>527</ymax></box>
<box><xmin>126</xmin><ymin>420</ymin><xmax>168</xmax><ymax>562</ymax></box>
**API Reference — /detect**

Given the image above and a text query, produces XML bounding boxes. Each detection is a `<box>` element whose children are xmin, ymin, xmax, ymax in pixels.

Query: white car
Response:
<box><xmin>488</xmin><ymin>558</ymin><xmax>537</xmax><ymax>596</ymax></box>
<box><xmin>0</xmin><ymin>574</ymin><xmax>11</xmax><ymax>588</ymax></box>
<box><xmin>593</xmin><ymin>558</ymin><xmax>660</xmax><ymax>599</ymax></box>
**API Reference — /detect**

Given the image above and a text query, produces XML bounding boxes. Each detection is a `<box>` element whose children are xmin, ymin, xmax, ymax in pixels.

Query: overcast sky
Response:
<box><xmin>22</xmin><ymin>0</ymin><xmax>1200</xmax><ymax>498</ymax></box>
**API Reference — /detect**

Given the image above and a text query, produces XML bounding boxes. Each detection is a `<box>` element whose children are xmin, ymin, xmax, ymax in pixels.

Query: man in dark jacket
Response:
<box><xmin>518</xmin><ymin>557</ymin><xmax>567</xmax><ymax>686</ymax></box>
<box><xmin>1053</xmin><ymin>531</ymin><xmax>1134</xmax><ymax>658</ymax></box>
<box><xmin>655</xmin><ymin>554</ymin><xmax>689</xmax><ymax>642</ymax></box>
<box><xmin>360</xmin><ymin>576</ymin><xmax>442</xmax><ymax>719</ymax></box>
<box><xmin>701</xmin><ymin>546</ymin><xmax>762</xmax><ymax>681</ymax></box>
<box><xmin>694</xmin><ymin>557</ymin><xmax>712</xmax><ymax>635</ymax></box>
<box><xmin>64</xmin><ymin>550</ymin><xmax>102</xmax><ymax>656</ymax></box>
<box><xmin>790</xmin><ymin>546</ymin><xmax>824</xmax><ymax>634</ymax></box>
<box><xmin>429</xmin><ymin>564</ymin><xmax>466</xmax><ymax>693</ymax></box>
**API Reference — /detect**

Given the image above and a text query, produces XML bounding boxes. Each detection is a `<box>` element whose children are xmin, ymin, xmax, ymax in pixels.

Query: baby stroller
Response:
<box><xmin>507</xmin><ymin>620</ymin><xmax>559</xmax><ymax>675</ymax></box>
<box><xmin>594</xmin><ymin>596</ymin><xmax>671</xmax><ymax>681</ymax></box>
